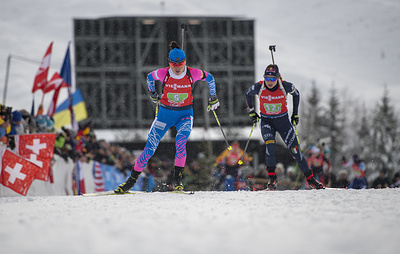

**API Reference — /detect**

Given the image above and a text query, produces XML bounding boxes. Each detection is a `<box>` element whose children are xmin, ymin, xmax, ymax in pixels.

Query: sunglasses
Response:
<box><xmin>264</xmin><ymin>76</ymin><xmax>277</xmax><ymax>82</ymax></box>
<box><xmin>169</xmin><ymin>60</ymin><xmax>186</xmax><ymax>67</ymax></box>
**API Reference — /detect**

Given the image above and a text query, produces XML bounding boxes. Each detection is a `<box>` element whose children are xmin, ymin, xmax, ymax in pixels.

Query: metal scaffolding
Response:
<box><xmin>74</xmin><ymin>16</ymin><xmax>255</xmax><ymax>129</ymax></box>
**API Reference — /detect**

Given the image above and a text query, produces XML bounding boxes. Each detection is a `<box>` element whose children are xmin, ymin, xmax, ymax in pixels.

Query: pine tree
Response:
<box><xmin>299</xmin><ymin>81</ymin><xmax>326</xmax><ymax>145</ymax></box>
<box><xmin>326</xmin><ymin>85</ymin><xmax>345</xmax><ymax>170</ymax></box>
<box><xmin>371</xmin><ymin>87</ymin><xmax>399</xmax><ymax>178</ymax></box>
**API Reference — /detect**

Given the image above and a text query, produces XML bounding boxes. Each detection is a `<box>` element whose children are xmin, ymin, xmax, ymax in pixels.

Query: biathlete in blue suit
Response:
<box><xmin>245</xmin><ymin>64</ymin><xmax>324</xmax><ymax>190</ymax></box>
<box><xmin>115</xmin><ymin>41</ymin><xmax>220</xmax><ymax>193</ymax></box>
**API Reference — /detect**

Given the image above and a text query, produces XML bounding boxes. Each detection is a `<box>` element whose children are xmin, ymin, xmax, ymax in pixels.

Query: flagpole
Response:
<box><xmin>3</xmin><ymin>54</ymin><xmax>43</xmax><ymax>105</ymax></box>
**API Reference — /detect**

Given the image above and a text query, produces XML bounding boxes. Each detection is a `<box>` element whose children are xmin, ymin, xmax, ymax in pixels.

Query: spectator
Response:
<box><xmin>371</xmin><ymin>168</ymin><xmax>391</xmax><ymax>189</ymax></box>
<box><xmin>214</xmin><ymin>141</ymin><xmax>250</xmax><ymax>191</ymax></box>
<box><xmin>307</xmin><ymin>145</ymin><xmax>331</xmax><ymax>186</ymax></box>
<box><xmin>9</xmin><ymin>110</ymin><xmax>24</xmax><ymax>135</ymax></box>
<box><xmin>336</xmin><ymin>169</ymin><xmax>350</xmax><ymax>188</ymax></box>
<box><xmin>35</xmin><ymin>115</ymin><xmax>47</xmax><ymax>133</ymax></box>
<box><xmin>390</xmin><ymin>173</ymin><xmax>400</xmax><ymax>188</ymax></box>
<box><xmin>0</xmin><ymin>118</ymin><xmax>10</xmax><ymax>140</ymax></box>
<box><xmin>343</xmin><ymin>154</ymin><xmax>367</xmax><ymax>189</ymax></box>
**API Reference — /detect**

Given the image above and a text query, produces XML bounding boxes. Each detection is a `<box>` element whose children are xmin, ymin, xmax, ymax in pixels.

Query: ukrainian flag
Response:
<box><xmin>53</xmin><ymin>89</ymin><xmax>87</xmax><ymax>129</ymax></box>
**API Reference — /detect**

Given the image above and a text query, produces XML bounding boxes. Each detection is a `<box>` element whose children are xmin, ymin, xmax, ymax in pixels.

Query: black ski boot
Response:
<box><xmin>115</xmin><ymin>170</ymin><xmax>141</xmax><ymax>194</ymax></box>
<box><xmin>173</xmin><ymin>166</ymin><xmax>184</xmax><ymax>191</ymax></box>
<box><xmin>307</xmin><ymin>176</ymin><xmax>325</xmax><ymax>189</ymax></box>
<box><xmin>266</xmin><ymin>166</ymin><xmax>277</xmax><ymax>190</ymax></box>
<box><xmin>267</xmin><ymin>175</ymin><xmax>277</xmax><ymax>190</ymax></box>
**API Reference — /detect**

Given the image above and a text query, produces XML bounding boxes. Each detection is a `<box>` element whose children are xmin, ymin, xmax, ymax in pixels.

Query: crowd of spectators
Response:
<box><xmin>2</xmin><ymin>107</ymin><xmax>400</xmax><ymax>192</ymax></box>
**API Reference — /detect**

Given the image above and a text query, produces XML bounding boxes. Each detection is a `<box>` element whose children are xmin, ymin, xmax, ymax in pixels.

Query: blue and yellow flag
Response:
<box><xmin>53</xmin><ymin>89</ymin><xmax>87</xmax><ymax>129</ymax></box>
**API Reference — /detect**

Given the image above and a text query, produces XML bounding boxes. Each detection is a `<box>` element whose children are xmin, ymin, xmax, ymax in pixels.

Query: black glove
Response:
<box><xmin>249</xmin><ymin>110</ymin><xmax>260</xmax><ymax>124</ymax></box>
<box><xmin>291</xmin><ymin>114</ymin><xmax>299</xmax><ymax>126</ymax></box>
<box><xmin>149</xmin><ymin>91</ymin><xmax>160</xmax><ymax>104</ymax></box>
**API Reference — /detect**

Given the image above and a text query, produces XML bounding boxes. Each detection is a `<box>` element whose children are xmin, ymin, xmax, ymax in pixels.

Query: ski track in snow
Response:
<box><xmin>1</xmin><ymin>188</ymin><xmax>399</xmax><ymax>254</ymax></box>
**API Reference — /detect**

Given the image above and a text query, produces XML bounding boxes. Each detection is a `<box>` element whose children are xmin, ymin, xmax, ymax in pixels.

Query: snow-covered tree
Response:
<box><xmin>371</xmin><ymin>87</ymin><xmax>399</xmax><ymax>178</ymax></box>
<box><xmin>325</xmin><ymin>85</ymin><xmax>345</xmax><ymax>170</ymax></box>
<box><xmin>299</xmin><ymin>81</ymin><xmax>326</xmax><ymax>145</ymax></box>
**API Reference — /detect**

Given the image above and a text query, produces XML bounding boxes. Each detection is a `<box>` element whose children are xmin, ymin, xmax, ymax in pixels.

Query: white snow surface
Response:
<box><xmin>1</xmin><ymin>188</ymin><xmax>400</xmax><ymax>254</ymax></box>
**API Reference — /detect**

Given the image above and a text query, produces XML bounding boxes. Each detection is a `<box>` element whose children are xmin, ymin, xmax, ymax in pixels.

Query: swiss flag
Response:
<box><xmin>1</xmin><ymin>148</ymin><xmax>40</xmax><ymax>196</ymax></box>
<box><xmin>15</xmin><ymin>133</ymin><xmax>56</xmax><ymax>181</ymax></box>
<box><xmin>32</xmin><ymin>42</ymin><xmax>53</xmax><ymax>93</ymax></box>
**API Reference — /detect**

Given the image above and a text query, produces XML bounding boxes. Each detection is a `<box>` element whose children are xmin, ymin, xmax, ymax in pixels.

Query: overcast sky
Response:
<box><xmin>1</xmin><ymin>0</ymin><xmax>399</xmax><ymax>114</ymax></box>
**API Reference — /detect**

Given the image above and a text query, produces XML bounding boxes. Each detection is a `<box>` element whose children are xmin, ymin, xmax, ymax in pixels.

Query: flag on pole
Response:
<box><xmin>46</xmin><ymin>73</ymin><xmax>68</xmax><ymax>116</ymax></box>
<box><xmin>60</xmin><ymin>43</ymin><xmax>79</xmax><ymax>131</ymax></box>
<box><xmin>52</xmin><ymin>89</ymin><xmax>87</xmax><ymax>129</ymax></box>
<box><xmin>32</xmin><ymin>42</ymin><xmax>53</xmax><ymax>93</ymax></box>
<box><xmin>93</xmin><ymin>162</ymin><xmax>106</xmax><ymax>192</ymax></box>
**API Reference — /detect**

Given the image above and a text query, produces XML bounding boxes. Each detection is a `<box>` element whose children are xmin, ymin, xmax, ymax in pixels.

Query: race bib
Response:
<box><xmin>167</xmin><ymin>93</ymin><xmax>188</xmax><ymax>103</ymax></box>
<box><xmin>263</xmin><ymin>103</ymin><xmax>282</xmax><ymax>114</ymax></box>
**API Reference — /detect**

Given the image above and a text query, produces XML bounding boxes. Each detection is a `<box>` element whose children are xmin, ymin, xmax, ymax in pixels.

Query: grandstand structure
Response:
<box><xmin>74</xmin><ymin>16</ymin><xmax>255</xmax><ymax>129</ymax></box>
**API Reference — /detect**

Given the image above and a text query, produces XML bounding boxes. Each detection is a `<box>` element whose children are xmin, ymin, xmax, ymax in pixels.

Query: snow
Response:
<box><xmin>1</xmin><ymin>188</ymin><xmax>400</xmax><ymax>254</ymax></box>
<box><xmin>1</xmin><ymin>2</ymin><xmax>400</xmax><ymax>252</ymax></box>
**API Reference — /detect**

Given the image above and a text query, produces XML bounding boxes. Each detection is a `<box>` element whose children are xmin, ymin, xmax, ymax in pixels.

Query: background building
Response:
<box><xmin>74</xmin><ymin>16</ymin><xmax>255</xmax><ymax>129</ymax></box>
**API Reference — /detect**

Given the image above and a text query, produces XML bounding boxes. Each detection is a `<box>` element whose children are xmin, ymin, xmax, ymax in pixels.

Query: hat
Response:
<box><xmin>36</xmin><ymin>115</ymin><xmax>46</xmax><ymax>128</ymax></box>
<box><xmin>12</xmin><ymin>111</ymin><xmax>22</xmax><ymax>122</ymax></box>
<box><xmin>264</xmin><ymin>65</ymin><xmax>279</xmax><ymax>77</ymax></box>
<box><xmin>168</xmin><ymin>48</ymin><xmax>186</xmax><ymax>63</ymax></box>
<box><xmin>311</xmin><ymin>146</ymin><xmax>320</xmax><ymax>154</ymax></box>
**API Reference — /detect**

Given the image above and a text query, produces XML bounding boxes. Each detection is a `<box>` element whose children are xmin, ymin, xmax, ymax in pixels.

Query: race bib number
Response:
<box><xmin>263</xmin><ymin>103</ymin><xmax>282</xmax><ymax>114</ymax></box>
<box><xmin>167</xmin><ymin>93</ymin><xmax>188</xmax><ymax>103</ymax></box>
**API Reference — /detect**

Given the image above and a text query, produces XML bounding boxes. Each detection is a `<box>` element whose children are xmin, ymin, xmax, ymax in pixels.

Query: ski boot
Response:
<box><xmin>173</xmin><ymin>166</ymin><xmax>184</xmax><ymax>191</ymax></box>
<box><xmin>266</xmin><ymin>167</ymin><xmax>277</xmax><ymax>190</ymax></box>
<box><xmin>307</xmin><ymin>176</ymin><xmax>325</xmax><ymax>189</ymax></box>
<box><xmin>114</xmin><ymin>170</ymin><xmax>141</xmax><ymax>194</ymax></box>
<box><xmin>267</xmin><ymin>175</ymin><xmax>277</xmax><ymax>190</ymax></box>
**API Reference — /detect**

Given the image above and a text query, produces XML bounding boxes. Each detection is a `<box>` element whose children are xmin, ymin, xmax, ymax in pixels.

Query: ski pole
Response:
<box><xmin>269</xmin><ymin>45</ymin><xmax>300</xmax><ymax>145</ymax></box>
<box><xmin>181</xmin><ymin>24</ymin><xmax>186</xmax><ymax>49</ymax></box>
<box><xmin>292</xmin><ymin>120</ymin><xmax>300</xmax><ymax>144</ymax></box>
<box><xmin>155</xmin><ymin>100</ymin><xmax>159</xmax><ymax>117</ymax></box>
<box><xmin>269</xmin><ymin>45</ymin><xmax>276</xmax><ymax>64</ymax></box>
<box><xmin>238</xmin><ymin>123</ymin><xmax>256</xmax><ymax>165</ymax></box>
<box><xmin>207</xmin><ymin>105</ymin><xmax>232</xmax><ymax>150</ymax></box>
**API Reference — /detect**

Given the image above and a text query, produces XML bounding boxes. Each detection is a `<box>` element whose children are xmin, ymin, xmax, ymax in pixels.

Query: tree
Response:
<box><xmin>299</xmin><ymin>81</ymin><xmax>326</xmax><ymax>145</ymax></box>
<box><xmin>371</xmin><ymin>87</ymin><xmax>399</xmax><ymax>178</ymax></box>
<box><xmin>325</xmin><ymin>85</ymin><xmax>345</xmax><ymax>170</ymax></box>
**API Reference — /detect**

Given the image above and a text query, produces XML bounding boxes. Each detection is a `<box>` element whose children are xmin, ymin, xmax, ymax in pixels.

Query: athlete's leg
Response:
<box><xmin>174</xmin><ymin>115</ymin><xmax>193</xmax><ymax>167</ymax></box>
<box><xmin>260</xmin><ymin>118</ymin><xmax>278</xmax><ymax>189</ymax></box>
<box><xmin>275</xmin><ymin>116</ymin><xmax>313</xmax><ymax>178</ymax></box>
<box><xmin>134</xmin><ymin>108</ymin><xmax>173</xmax><ymax>172</ymax></box>
<box><xmin>260</xmin><ymin>118</ymin><xmax>277</xmax><ymax>167</ymax></box>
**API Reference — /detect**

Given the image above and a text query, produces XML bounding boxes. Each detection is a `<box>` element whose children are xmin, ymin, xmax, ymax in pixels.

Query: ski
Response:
<box><xmin>170</xmin><ymin>190</ymin><xmax>195</xmax><ymax>195</ymax></box>
<box><xmin>82</xmin><ymin>190</ymin><xmax>141</xmax><ymax>197</ymax></box>
<box><xmin>82</xmin><ymin>190</ymin><xmax>195</xmax><ymax>196</ymax></box>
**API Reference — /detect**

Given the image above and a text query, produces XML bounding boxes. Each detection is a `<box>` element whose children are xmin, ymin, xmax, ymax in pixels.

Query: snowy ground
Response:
<box><xmin>1</xmin><ymin>188</ymin><xmax>399</xmax><ymax>254</ymax></box>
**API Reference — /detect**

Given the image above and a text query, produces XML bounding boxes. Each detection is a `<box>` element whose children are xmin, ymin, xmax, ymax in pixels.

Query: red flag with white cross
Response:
<box><xmin>0</xmin><ymin>148</ymin><xmax>40</xmax><ymax>196</ymax></box>
<box><xmin>15</xmin><ymin>133</ymin><xmax>56</xmax><ymax>181</ymax></box>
